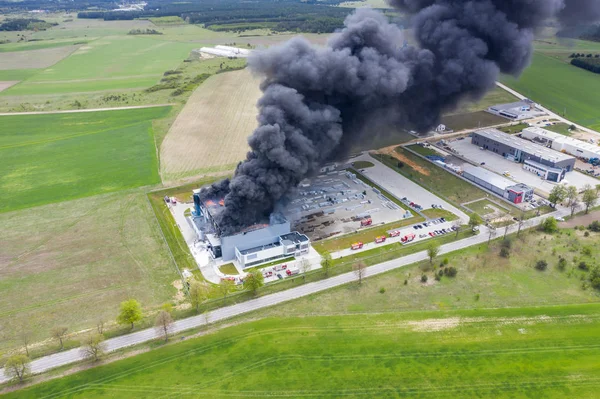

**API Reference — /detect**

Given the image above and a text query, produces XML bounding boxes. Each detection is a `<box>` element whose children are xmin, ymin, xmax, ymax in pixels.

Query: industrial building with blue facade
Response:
<box><xmin>471</xmin><ymin>129</ymin><xmax>576</xmax><ymax>182</ymax></box>
<box><xmin>191</xmin><ymin>191</ymin><xmax>310</xmax><ymax>268</ymax></box>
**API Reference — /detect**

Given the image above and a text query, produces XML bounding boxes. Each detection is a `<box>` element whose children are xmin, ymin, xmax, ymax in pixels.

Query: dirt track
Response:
<box><xmin>375</xmin><ymin>145</ymin><xmax>430</xmax><ymax>176</ymax></box>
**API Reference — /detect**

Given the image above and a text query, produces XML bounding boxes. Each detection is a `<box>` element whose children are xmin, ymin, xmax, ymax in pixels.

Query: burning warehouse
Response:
<box><xmin>192</xmin><ymin>190</ymin><xmax>310</xmax><ymax>268</ymax></box>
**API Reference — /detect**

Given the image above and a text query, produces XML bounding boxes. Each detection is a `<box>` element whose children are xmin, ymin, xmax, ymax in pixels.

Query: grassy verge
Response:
<box><xmin>147</xmin><ymin>176</ymin><xmax>221</xmax><ymax>277</ymax></box>
<box><xmin>218</xmin><ymin>263</ymin><xmax>239</xmax><ymax>275</ymax></box>
<box><xmin>312</xmin><ymin>217</ymin><xmax>424</xmax><ymax>253</ymax></box>
<box><xmin>498</xmin><ymin>122</ymin><xmax>530</xmax><ymax>134</ymax></box>
<box><xmin>421</xmin><ymin>208</ymin><xmax>458</xmax><ymax>220</ymax></box>
<box><xmin>466</xmin><ymin>198</ymin><xmax>507</xmax><ymax>215</ymax></box>
<box><xmin>406</xmin><ymin>143</ymin><xmax>441</xmax><ymax>156</ymax></box>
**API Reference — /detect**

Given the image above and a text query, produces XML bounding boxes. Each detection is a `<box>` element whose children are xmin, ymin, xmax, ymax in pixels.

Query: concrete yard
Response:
<box><xmin>284</xmin><ymin>169</ymin><xmax>413</xmax><ymax>241</ymax></box>
<box><xmin>448</xmin><ymin>138</ymin><xmax>599</xmax><ymax>195</ymax></box>
<box><xmin>354</xmin><ymin>154</ymin><xmax>470</xmax><ymax>223</ymax></box>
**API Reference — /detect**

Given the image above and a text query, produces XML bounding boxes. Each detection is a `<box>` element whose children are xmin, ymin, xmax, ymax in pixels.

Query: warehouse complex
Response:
<box><xmin>191</xmin><ymin>193</ymin><xmax>310</xmax><ymax>268</ymax></box>
<box><xmin>521</xmin><ymin>127</ymin><xmax>600</xmax><ymax>161</ymax></box>
<box><xmin>462</xmin><ymin>165</ymin><xmax>534</xmax><ymax>204</ymax></box>
<box><xmin>471</xmin><ymin>129</ymin><xmax>576</xmax><ymax>182</ymax></box>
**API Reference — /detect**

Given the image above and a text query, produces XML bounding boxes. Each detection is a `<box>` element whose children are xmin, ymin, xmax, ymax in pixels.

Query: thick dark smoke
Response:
<box><xmin>200</xmin><ymin>0</ymin><xmax>596</xmax><ymax>235</ymax></box>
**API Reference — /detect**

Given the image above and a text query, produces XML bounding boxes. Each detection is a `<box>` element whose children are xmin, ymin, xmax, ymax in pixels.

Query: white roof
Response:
<box><xmin>462</xmin><ymin>164</ymin><xmax>514</xmax><ymax>190</ymax></box>
<box><xmin>524</xmin><ymin>127</ymin><xmax>600</xmax><ymax>154</ymax></box>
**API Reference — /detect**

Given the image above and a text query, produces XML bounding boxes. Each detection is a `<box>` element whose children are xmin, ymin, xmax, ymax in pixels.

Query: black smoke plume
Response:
<box><xmin>200</xmin><ymin>0</ymin><xmax>595</xmax><ymax>235</ymax></box>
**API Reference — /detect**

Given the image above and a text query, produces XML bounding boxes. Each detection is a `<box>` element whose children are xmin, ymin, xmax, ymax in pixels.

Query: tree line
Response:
<box><xmin>571</xmin><ymin>57</ymin><xmax>600</xmax><ymax>74</ymax></box>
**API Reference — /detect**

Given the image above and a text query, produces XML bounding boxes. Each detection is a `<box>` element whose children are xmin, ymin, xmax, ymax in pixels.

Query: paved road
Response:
<box><xmin>496</xmin><ymin>82</ymin><xmax>600</xmax><ymax>137</ymax></box>
<box><xmin>0</xmin><ymin>104</ymin><xmax>175</xmax><ymax>116</ymax></box>
<box><xmin>0</xmin><ymin>207</ymin><xmax>567</xmax><ymax>383</ymax></box>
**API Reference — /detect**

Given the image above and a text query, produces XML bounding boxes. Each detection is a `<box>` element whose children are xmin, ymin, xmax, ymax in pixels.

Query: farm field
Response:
<box><xmin>0</xmin><ymin>189</ymin><xmax>178</xmax><ymax>354</ymax></box>
<box><xmin>160</xmin><ymin>68</ymin><xmax>261</xmax><ymax>180</ymax></box>
<box><xmin>1</xmin><ymin>36</ymin><xmax>198</xmax><ymax>96</ymax></box>
<box><xmin>6</xmin><ymin>303</ymin><xmax>600</xmax><ymax>398</ymax></box>
<box><xmin>501</xmin><ymin>52</ymin><xmax>600</xmax><ymax>131</ymax></box>
<box><xmin>0</xmin><ymin>45</ymin><xmax>81</xmax><ymax>70</ymax></box>
<box><xmin>0</xmin><ymin>107</ymin><xmax>170</xmax><ymax>213</ymax></box>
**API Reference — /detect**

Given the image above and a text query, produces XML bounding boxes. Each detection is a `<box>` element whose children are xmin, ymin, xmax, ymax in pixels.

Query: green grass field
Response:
<box><xmin>2</xmin><ymin>36</ymin><xmax>197</xmax><ymax>95</ymax></box>
<box><xmin>0</xmin><ymin>189</ymin><xmax>178</xmax><ymax>355</ymax></box>
<box><xmin>0</xmin><ymin>69</ymin><xmax>40</xmax><ymax>81</ymax></box>
<box><xmin>502</xmin><ymin>52</ymin><xmax>600</xmax><ymax>130</ymax></box>
<box><xmin>6</xmin><ymin>303</ymin><xmax>600</xmax><ymax>398</ymax></box>
<box><xmin>466</xmin><ymin>199</ymin><xmax>507</xmax><ymax>216</ymax></box>
<box><xmin>0</xmin><ymin>107</ymin><xmax>170</xmax><ymax>213</ymax></box>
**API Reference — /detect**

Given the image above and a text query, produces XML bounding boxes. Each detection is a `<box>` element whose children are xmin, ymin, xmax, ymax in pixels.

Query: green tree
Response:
<box><xmin>244</xmin><ymin>270</ymin><xmax>264</xmax><ymax>295</ymax></box>
<box><xmin>300</xmin><ymin>258</ymin><xmax>311</xmax><ymax>282</ymax></box>
<box><xmin>117</xmin><ymin>299</ymin><xmax>143</xmax><ymax>330</ymax></box>
<box><xmin>51</xmin><ymin>326</ymin><xmax>68</xmax><ymax>350</ymax></box>
<box><xmin>468</xmin><ymin>213</ymin><xmax>483</xmax><ymax>232</ymax></box>
<box><xmin>189</xmin><ymin>280</ymin><xmax>208</xmax><ymax>313</ymax></box>
<box><xmin>426</xmin><ymin>241</ymin><xmax>440</xmax><ymax>265</ymax></box>
<box><xmin>217</xmin><ymin>278</ymin><xmax>235</xmax><ymax>302</ymax></box>
<box><xmin>548</xmin><ymin>185</ymin><xmax>567</xmax><ymax>207</ymax></box>
<box><xmin>320</xmin><ymin>251</ymin><xmax>332</xmax><ymax>276</ymax></box>
<box><xmin>582</xmin><ymin>184</ymin><xmax>598</xmax><ymax>214</ymax></box>
<box><xmin>3</xmin><ymin>354</ymin><xmax>31</xmax><ymax>383</ymax></box>
<box><xmin>80</xmin><ymin>333</ymin><xmax>106</xmax><ymax>361</ymax></box>
<box><xmin>566</xmin><ymin>185</ymin><xmax>578</xmax><ymax>206</ymax></box>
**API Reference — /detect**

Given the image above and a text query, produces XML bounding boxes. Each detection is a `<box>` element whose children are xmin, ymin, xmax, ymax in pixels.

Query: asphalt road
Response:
<box><xmin>0</xmin><ymin>104</ymin><xmax>175</xmax><ymax>116</ymax></box>
<box><xmin>0</xmin><ymin>207</ymin><xmax>567</xmax><ymax>384</ymax></box>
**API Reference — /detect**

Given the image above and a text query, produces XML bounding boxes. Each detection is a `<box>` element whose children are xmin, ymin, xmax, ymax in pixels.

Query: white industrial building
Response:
<box><xmin>522</xmin><ymin>127</ymin><xmax>600</xmax><ymax>161</ymax></box>
<box><xmin>196</xmin><ymin>45</ymin><xmax>252</xmax><ymax>58</ymax></box>
<box><xmin>462</xmin><ymin>165</ymin><xmax>533</xmax><ymax>204</ymax></box>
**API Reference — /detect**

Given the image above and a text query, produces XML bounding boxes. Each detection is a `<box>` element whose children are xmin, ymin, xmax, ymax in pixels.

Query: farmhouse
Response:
<box><xmin>471</xmin><ymin>128</ymin><xmax>576</xmax><ymax>182</ymax></box>
<box><xmin>521</xmin><ymin>126</ymin><xmax>600</xmax><ymax>161</ymax></box>
<box><xmin>191</xmin><ymin>192</ymin><xmax>310</xmax><ymax>268</ymax></box>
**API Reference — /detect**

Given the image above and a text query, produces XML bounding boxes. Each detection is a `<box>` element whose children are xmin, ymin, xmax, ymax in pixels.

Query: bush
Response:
<box><xmin>535</xmin><ymin>260</ymin><xmax>548</xmax><ymax>271</ymax></box>
<box><xmin>582</xmin><ymin>246</ymin><xmax>593</xmax><ymax>256</ymax></box>
<box><xmin>444</xmin><ymin>266</ymin><xmax>458</xmax><ymax>277</ymax></box>
<box><xmin>421</xmin><ymin>274</ymin><xmax>428</xmax><ymax>283</ymax></box>
<box><xmin>584</xmin><ymin>231</ymin><xmax>590</xmax><ymax>237</ymax></box>
<box><xmin>403</xmin><ymin>279</ymin><xmax>408</xmax><ymax>285</ymax></box>
<box><xmin>442</xmin><ymin>258</ymin><xmax>449</xmax><ymax>265</ymax></box>
<box><xmin>589</xmin><ymin>221</ymin><xmax>600</xmax><ymax>232</ymax></box>
<box><xmin>379</xmin><ymin>287</ymin><xmax>385</xmax><ymax>294</ymax></box>
<box><xmin>578</xmin><ymin>261</ymin><xmax>590</xmax><ymax>271</ymax></box>
<box><xmin>542</xmin><ymin>217</ymin><xmax>558</xmax><ymax>233</ymax></box>
<box><xmin>500</xmin><ymin>247</ymin><xmax>510</xmax><ymax>258</ymax></box>
<box><xmin>501</xmin><ymin>238</ymin><xmax>512</xmax><ymax>249</ymax></box>
<box><xmin>438</xmin><ymin>269</ymin><xmax>444</xmax><ymax>277</ymax></box>
<box><xmin>557</xmin><ymin>257</ymin><xmax>567</xmax><ymax>271</ymax></box>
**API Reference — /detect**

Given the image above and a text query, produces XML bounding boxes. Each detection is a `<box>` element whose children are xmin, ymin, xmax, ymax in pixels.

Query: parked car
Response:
<box><xmin>276</xmin><ymin>273</ymin><xmax>283</xmax><ymax>280</ymax></box>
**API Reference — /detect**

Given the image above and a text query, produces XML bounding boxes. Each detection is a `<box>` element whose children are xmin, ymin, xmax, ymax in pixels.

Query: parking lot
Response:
<box><xmin>448</xmin><ymin>138</ymin><xmax>600</xmax><ymax>194</ymax></box>
<box><xmin>332</xmin><ymin>217</ymin><xmax>458</xmax><ymax>259</ymax></box>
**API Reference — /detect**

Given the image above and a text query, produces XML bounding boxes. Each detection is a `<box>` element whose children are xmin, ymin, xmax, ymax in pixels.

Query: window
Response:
<box><xmin>246</xmin><ymin>253</ymin><xmax>258</xmax><ymax>261</ymax></box>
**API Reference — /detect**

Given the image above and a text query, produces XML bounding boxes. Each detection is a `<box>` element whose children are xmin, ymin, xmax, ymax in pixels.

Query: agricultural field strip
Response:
<box><xmin>0</xmin><ymin>206</ymin><xmax>567</xmax><ymax>383</ymax></box>
<box><xmin>0</xmin><ymin>120</ymin><xmax>145</xmax><ymax>150</ymax></box>
<box><xmin>12</xmin><ymin>309</ymin><xmax>600</xmax><ymax>398</ymax></box>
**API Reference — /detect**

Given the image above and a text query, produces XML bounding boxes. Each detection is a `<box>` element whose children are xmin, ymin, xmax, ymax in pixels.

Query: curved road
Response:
<box><xmin>0</xmin><ymin>207</ymin><xmax>566</xmax><ymax>384</ymax></box>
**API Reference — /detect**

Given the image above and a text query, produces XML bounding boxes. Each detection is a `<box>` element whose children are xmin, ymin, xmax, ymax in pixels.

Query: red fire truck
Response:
<box><xmin>351</xmin><ymin>242</ymin><xmax>364</xmax><ymax>250</ymax></box>
<box><xmin>375</xmin><ymin>236</ymin><xmax>387</xmax><ymax>244</ymax></box>
<box><xmin>360</xmin><ymin>218</ymin><xmax>372</xmax><ymax>227</ymax></box>
<box><xmin>389</xmin><ymin>230</ymin><xmax>401</xmax><ymax>238</ymax></box>
<box><xmin>401</xmin><ymin>233</ymin><xmax>416</xmax><ymax>243</ymax></box>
